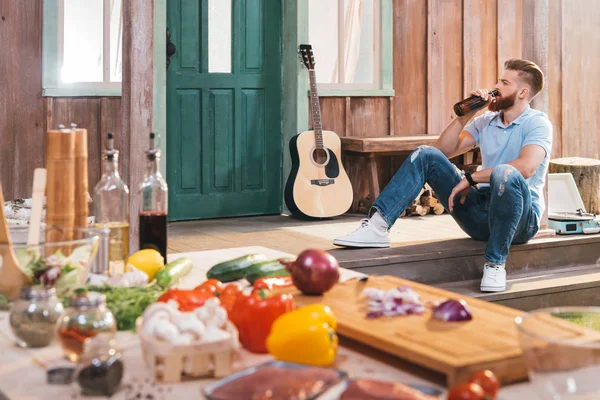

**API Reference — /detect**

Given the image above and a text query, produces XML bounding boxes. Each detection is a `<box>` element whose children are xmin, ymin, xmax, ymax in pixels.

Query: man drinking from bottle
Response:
<box><xmin>333</xmin><ymin>59</ymin><xmax>552</xmax><ymax>293</ymax></box>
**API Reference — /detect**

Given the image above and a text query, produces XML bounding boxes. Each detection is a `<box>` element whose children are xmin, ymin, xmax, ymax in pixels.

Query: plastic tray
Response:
<box><xmin>202</xmin><ymin>360</ymin><xmax>348</xmax><ymax>400</ymax></box>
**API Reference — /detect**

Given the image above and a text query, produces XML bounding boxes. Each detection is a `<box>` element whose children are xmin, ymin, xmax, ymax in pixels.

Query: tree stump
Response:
<box><xmin>549</xmin><ymin>157</ymin><xmax>600</xmax><ymax>214</ymax></box>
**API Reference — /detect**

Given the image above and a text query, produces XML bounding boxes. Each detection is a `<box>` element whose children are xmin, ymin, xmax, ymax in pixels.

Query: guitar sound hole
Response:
<box><xmin>312</xmin><ymin>148</ymin><xmax>328</xmax><ymax>165</ymax></box>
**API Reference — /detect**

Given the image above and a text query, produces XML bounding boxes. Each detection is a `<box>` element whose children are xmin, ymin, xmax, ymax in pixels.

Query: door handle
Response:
<box><xmin>167</xmin><ymin>27</ymin><xmax>176</xmax><ymax>69</ymax></box>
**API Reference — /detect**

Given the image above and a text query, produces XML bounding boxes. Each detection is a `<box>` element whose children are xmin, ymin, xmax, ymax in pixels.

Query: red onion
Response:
<box><xmin>279</xmin><ymin>249</ymin><xmax>340</xmax><ymax>295</ymax></box>
<box><xmin>431</xmin><ymin>299</ymin><xmax>473</xmax><ymax>322</ymax></box>
<box><xmin>363</xmin><ymin>287</ymin><xmax>427</xmax><ymax>318</ymax></box>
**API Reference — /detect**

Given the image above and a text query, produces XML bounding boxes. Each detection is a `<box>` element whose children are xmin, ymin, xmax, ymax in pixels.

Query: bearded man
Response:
<box><xmin>333</xmin><ymin>59</ymin><xmax>553</xmax><ymax>293</ymax></box>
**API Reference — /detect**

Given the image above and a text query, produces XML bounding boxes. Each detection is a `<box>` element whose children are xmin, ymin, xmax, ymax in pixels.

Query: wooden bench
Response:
<box><xmin>340</xmin><ymin>135</ymin><xmax>478</xmax><ymax>202</ymax></box>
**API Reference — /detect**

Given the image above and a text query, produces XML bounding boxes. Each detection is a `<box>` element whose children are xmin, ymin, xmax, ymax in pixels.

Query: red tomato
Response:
<box><xmin>158</xmin><ymin>290</ymin><xmax>214</xmax><ymax>312</ymax></box>
<box><xmin>218</xmin><ymin>284</ymin><xmax>242</xmax><ymax>314</ymax></box>
<box><xmin>220</xmin><ymin>284</ymin><xmax>241</xmax><ymax>296</ymax></box>
<box><xmin>447</xmin><ymin>383</ymin><xmax>486</xmax><ymax>400</ymax></box>
<box><xmin>194</xmin><ymin>279</ymin><xmax>223</xmax><ymax>295</ymax></box>
<box><xmin>468</xmin><ymin>370</ymin><xmax>499</xmax><ymax>399</ymax></box>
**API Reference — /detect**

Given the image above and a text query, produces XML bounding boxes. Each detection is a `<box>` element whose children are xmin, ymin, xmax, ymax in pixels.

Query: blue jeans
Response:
<box><xmin>371</xmin><ymin>145</ymin><xmax>539</xmax><ymax>264</ymax></box>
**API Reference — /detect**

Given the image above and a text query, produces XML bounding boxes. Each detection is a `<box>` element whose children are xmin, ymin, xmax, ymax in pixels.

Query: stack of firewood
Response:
<box><xmin>400</xmin><ymin>184</ymin><xmax>446</xmax><ymax>217</ymax></box>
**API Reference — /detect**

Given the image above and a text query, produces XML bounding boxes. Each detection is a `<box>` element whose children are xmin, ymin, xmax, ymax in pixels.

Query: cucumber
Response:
<box><xmin>245</xmin><ymin>259</ymin><xmax>290</xmax><ymax>284</ymax></box>
<box><xmin>206</xmin><ymin>254</ymin><xmax>267</xmax><ymax>282</ymax></box>
<box><xmin>156</xmin><ymin>257</ymin><xmax>193</xmax><ymax>288</ymax></box>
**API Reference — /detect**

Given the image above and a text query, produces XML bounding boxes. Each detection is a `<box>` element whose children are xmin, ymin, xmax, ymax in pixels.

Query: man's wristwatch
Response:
<box><xmin>465</xmin><ymin>171</ymin><xmax>477</xmax><ymax>186</ymax></box>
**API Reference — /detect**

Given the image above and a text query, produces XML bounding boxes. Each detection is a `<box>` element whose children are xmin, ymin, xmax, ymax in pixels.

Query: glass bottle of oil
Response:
<box><xmin>92</xmin><ymin>133</ymin><xmax>130</xmax><ymax>275</ymax></box>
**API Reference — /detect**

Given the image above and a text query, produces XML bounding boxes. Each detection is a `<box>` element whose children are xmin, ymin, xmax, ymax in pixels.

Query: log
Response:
<box><xmin>420</xmin><ymin>195</ymin><xmax>438</xmax><ymax>208</ymax></box>
<box><xmin>407</xmin><ymin>204</ymin><xmax>423</xmax><ymax>216</ymax></box>
<box><xmin>549</xmin><ymin>157</ymin><xmax>600</xmax><ymax>214</ymax></box>
<box><xmin>433</xmin><ymin>202</ymin><xmax>445</xmax><ymax>215</ymax></box>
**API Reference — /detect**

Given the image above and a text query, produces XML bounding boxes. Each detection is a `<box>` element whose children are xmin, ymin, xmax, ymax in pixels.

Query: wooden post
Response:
<box><xmin>122</xmin><ymin>0</ymin><xmax>154</xmax><ymax>253</ymax></box>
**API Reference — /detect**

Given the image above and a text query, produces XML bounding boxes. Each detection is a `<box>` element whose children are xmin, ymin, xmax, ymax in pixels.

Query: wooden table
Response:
<box><xmin>0</xmin><ymin>247</ymin><xmax>533</xmax><ymax>399</ymax></box>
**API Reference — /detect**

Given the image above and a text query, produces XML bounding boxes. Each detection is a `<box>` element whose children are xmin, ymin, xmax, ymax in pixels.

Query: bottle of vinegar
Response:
<box><xmin>454</xmin><ymin>89</ymin><xmax>499</xmax><ymax>116</ymax></box>
<box><xmin>139</xmin><ymin>133</ymin><xmax>168</xmax><ymax>262</ymax></box>
<box><xmin>92</xmin><ymin>133</ymin><xmax>130</xmax><ymax>275</ymax></box>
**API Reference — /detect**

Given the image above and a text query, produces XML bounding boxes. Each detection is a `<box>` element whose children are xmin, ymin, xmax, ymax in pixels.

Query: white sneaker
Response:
<box><xmin>480</xmin><ymin>263</ymin><xmax>507</xmax><ymax>292</ymax></box>
<box><xmin>333</xmin><ymin>219</ymin><xmax>391</xmax><ymax>248</ymax></box>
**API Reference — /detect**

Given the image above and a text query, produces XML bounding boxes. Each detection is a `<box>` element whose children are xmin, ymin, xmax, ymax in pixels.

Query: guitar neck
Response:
<box><xmin>308</xmin><ymin>69</ymin><xmax>324</xmax><ymax>149</ymax></box>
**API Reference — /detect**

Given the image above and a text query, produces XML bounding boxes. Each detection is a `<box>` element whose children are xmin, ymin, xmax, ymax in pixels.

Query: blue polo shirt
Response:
<box><xmin>464</xmin><ymin>106</ymin><xmax>553</xmax><ymax>221</ymax></box>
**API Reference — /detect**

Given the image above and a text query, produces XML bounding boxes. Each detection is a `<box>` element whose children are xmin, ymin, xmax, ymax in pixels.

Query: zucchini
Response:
<box><xmin>206</xmin><ymin>254</ymin><xmax>267</xmax><ymax>282</ymax></box>
<box><xmin>156</xmin><ymin>257</ymin><xmax>193</xmax><ymax>288</ymax></box>
<box><xmin>245</xmin><ymin>259</ymin><xmax>290</xmax><ymax>284</ymax></box>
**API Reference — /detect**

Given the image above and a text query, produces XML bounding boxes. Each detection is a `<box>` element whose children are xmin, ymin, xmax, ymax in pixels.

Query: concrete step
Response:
<box><xmin>330</xmin><ymin>234</ymin><xmax>600</xmax><ymax>285</ymax></box>
<box><xmin>435</xmin><ymin>264</ymin><xmax>600</xmax><ymax>311</ymax></box>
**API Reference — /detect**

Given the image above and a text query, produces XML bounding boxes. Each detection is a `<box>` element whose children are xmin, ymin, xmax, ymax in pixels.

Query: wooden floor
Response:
<box><xmin>167</xmin><ymin>213</ymin><xmax>468</xmax><ymax>255</ymax></box>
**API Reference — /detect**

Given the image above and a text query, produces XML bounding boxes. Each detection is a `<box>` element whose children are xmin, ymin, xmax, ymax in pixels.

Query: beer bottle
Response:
<box><xmin>454</xmin><ymin>89</ymin><xmax>499</xmax><ymax>116</ymax></box>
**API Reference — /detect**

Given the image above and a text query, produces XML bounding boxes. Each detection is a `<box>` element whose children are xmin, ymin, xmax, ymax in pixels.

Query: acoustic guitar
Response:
<box><xmin>284</xmin><ymin>44</ymin><xmax>353</xmax><ymax>219</ymax></box>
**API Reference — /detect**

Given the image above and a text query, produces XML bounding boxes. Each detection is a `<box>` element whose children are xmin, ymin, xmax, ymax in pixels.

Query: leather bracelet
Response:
<box><xmin>465</xmin><ymin>172</ymin><xmax>477</xmax><ymax>186</ymax></box>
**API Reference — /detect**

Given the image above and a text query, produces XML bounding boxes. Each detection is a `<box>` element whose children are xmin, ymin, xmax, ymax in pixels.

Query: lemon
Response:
<box><xmin>126</xmin><ymin>249</ymin><xmax>164</xmax><ymax>281</ymax></box>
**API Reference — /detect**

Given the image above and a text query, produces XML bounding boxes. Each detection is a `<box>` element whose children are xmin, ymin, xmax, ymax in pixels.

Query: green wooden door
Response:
<box><xmin>167</xmin><ymin>0</ymin><xmax>282</xmax><ymax>221</ymax></box>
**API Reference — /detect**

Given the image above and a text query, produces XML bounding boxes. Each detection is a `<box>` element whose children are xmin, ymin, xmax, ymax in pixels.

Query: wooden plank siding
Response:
<box><xmin>0</xmin><ymin>0</ymin><xmax>46</xmax><ymax>201</ymax></box>
<box><xmin>315</xmin><ymin>0</ymin><xmax>599</xmax><ymax>212</ymax></box>
<box><xmin>0</xmin><ymin>1</ymin><xmax>122</xmax><ymax>201</ymax></box>
<box><xmin>2</xmin><ymin>0</ymin><xmax>600</xmax><ymax>217</ymax></box>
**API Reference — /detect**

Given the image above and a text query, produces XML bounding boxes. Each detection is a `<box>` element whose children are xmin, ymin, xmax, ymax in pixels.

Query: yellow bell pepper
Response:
<box><xmin>266</xmin><ymin>304</ymin><xmax>338</xmax><ymax>367</ymax></box>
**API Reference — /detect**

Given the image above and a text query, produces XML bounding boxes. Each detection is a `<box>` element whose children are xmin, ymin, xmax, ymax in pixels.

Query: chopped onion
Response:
<box><xmin>431</xmin><ymin>299</ymin><xmax>473</xmax><ymax>322</ymax></box>
<box><xmin>362</xmin><ymin>286</ymin><xmax>427</xmax><ymax>319</ymax></box>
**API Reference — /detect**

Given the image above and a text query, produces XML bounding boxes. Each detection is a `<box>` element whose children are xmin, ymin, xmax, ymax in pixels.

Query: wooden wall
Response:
<box><xmin>318</xmin><ymin>0</ymin><xmax>600</xmax><ymax>209</ymax></box>
<box><xmin>2</xmin><ymin>0</ymin><xmax>599</xmax><ymax>208</ymax></box>
<box><xmin>0</xmin><ymin>0</ymin><xmax>122</xmax><ymax>201</ymax></box>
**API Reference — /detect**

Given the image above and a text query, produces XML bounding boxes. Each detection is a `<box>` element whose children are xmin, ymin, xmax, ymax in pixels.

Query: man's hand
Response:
<box><xmin>448</xmin><ymin>178</ymin><xmax>471</xmax><ymax>212</ymax></box>
<box><xmin>470</xmin><ymin>88</ymin><xmax>497</xmax><ymax>110</ymax></box>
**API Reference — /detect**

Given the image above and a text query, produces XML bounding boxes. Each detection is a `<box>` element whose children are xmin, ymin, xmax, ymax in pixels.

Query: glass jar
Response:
<box><xmin>74</xmin><ymin>334</ymin><xmax>124</xmax><ymax>397</ymax></box>
<box><xmin>56</xmin><ymin>291</ymin><xmax>116</xmax><ymax>362</ymax></box>
<box><xmin>9</xmin><ymin>286</ymin><xmax>64</xmax><ymax>348</ymax></box>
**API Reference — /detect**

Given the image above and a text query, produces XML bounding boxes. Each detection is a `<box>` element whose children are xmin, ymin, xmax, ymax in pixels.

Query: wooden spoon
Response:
<box><xmin>0</xmin><ymin>185</ymin><xmax>30</xmax><ymax>300</ymax></box>
<box><xmin>27</xmin><ymin>168</ymin><xmax>47</xmax><ymax>246</ymax></box>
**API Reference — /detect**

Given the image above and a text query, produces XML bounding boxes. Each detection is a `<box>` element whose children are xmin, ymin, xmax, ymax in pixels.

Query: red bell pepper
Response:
<box><xmin>228</xmin><ymin>289</ymin><xmax>295</xmax><ymax>353</ymax></box>
<box><xmin>252</xmin><ymin>276</ymin><xmax>294</xmax><ymax>292</ymax></box>
<box><xmin>157</xmin><ymin>289</ymin><xmax>214</xmax><ymax>312</ymax></box>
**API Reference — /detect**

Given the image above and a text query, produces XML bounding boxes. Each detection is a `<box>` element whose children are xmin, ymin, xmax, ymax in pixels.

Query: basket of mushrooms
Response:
<box><xmin>136</xmin><ymin>297</ymin><xmax>240</xmax><ymax>383</ymax></box>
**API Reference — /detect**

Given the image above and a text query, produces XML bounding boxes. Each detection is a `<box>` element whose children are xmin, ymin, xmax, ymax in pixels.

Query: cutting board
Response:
<box><xmin>281</xmin><ymin>275</ymin><xmax>599</xmax><ymax>388</ymax></box>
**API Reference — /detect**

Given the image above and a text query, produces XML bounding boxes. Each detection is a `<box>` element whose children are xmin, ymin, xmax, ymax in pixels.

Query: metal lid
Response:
<box><xmin>67</xmin><ymin>291</ymin><xmax>106</xmax><ymax>308</ymax></box>
<box><xmin>19</xmin><ymin>286</ymin><xmax>56</xmax><ymax>301</ymax></box>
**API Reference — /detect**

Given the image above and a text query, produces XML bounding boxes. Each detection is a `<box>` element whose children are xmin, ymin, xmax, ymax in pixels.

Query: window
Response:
<box><xmin>43</xmin><ymin>0</ymin><xmax>123</xmax><ymax>96</ymax></box>
<box><xmin>307</xmin><ymin>0</ymin><xmax>393</xmax><ymax>96</ymax></box>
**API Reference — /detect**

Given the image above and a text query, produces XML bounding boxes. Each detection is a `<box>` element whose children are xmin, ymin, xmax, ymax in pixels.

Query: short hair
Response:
<box><xmin>504</xmin><ymin>58</ymin><xmax>545</xmax><ymax>99</ymax></box>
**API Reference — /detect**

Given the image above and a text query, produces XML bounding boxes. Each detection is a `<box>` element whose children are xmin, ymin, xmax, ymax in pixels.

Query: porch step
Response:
<box><xmin>329</xmin><ymin>234</ymin><xmax>600</xmax><ymax>285</ymax></box>
<box><xmin>435</xmin><ymin>264</ymin><xmax>600</xmax><ymax>311</ymax></box>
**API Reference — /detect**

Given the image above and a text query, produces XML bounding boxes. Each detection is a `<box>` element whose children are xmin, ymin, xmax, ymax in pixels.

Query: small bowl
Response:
<box><xmin>0</xmin><ymin>225</ymin><xmax>101</xmax><ymax>297</ymax></box>
<box><xmin>515</xmin><ymin>306</ymin><xmax>600</xmax><ymax>399</ymax></box>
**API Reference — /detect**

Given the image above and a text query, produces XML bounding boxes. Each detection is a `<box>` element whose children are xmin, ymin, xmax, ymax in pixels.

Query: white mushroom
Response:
<box><xmin>194</xmin><ymin>298</ymin><xmax>224</xmax><ymax>324</ymax></box>
<box><xmin>201</xmin><ymin>325</ymin><xmax>231</xmax><ymax>343</ymax></box>
<box><xmin>142</xmin><ymin>302</ymin><xmax>178</xmax><ymax>336</ymax></box>
<box><xmin>205</xmin><ymin>306</ymin><xmax>228</xmax><ymax>329</ymax></box>
<box><xmin>171</xmin><ymin>312</ymin><xmax>206</xmax><ymax>341</ymax></box>
<box><xmin>154</xmin><ymin>321</ymin><xmax>181</xmax><ymax>343</ymax></box>
<box><xmin>171</xmin><ymin>332</ymin><xmax>194</xmax><ymax>346</ymax></box>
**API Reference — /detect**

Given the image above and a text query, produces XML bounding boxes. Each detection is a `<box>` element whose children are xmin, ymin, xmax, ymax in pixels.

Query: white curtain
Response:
<box><xmin>331</xmin><ymin>0</ymin><xmax>363</xmax><ymax>83</ymax></box>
